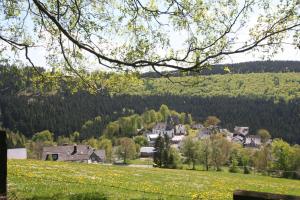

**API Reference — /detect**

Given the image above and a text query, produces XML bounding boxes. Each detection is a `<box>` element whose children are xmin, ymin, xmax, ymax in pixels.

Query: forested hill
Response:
<box><xmin>142</xmin><ymin>60</ymin><xmax>300</xmax><ymax>77</ymax></box>
<box><xmin>1</xmin><ymin>62</ymin><xmax>300</xmax><ymax>144</ymax></box>
<box><xmin>131</xmin><ymin>73</ymin><xmax>300</xmax><ymax>101</ymax></box>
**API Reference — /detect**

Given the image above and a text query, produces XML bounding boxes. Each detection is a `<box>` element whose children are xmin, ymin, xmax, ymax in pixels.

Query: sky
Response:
<box><xmin>2</xmin><ymin>0</ymin><xmax>300</xmax><ymax>71</ymax></box>
<box><xmin>22</xmin><ymin>34</ymin><xmax>300</xmax><ymax>71</ymax></box>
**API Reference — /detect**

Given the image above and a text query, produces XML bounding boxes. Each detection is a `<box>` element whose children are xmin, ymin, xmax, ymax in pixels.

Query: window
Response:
<box><xmin>46</xmin><ymin>154</ymin><xmax>58</xmax><ymax>161</ymax></box>
<box><xmin>52</xmin><ymin>154</ymin><xmax>58</xmax><ymax>161</ymax></box>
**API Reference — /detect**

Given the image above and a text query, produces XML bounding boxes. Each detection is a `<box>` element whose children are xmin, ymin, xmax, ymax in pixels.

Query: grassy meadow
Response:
<box><xmin>8</xmin><ymin>160</ymin><xmax>300</xmax><ymax>200</ymax></box>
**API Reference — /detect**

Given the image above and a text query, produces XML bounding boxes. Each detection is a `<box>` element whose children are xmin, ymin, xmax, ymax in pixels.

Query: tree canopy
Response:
<box><xmin>0</xmin><ymin>0</ymin><xmax>299</xmax><ymax>88</ymax></box>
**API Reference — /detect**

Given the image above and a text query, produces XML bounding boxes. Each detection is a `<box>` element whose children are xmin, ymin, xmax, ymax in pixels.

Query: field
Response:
<box><xmin>8</xmin><ymin>160</ymin><xmax>300</xmax><ymax>200</ymax></box>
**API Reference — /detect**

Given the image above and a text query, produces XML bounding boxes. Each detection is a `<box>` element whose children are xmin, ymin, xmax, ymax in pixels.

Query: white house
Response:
<box><xmin>140</xmin><ymin>147</ymin><xmax>155</xmax><ymax>157</ymax></box>
<box><xmin>171</xmin><ymin>135</ymin><xmax>185</xmax><ymax>144</ymax></box>
<box><xmin>152</xmin><ymin>122</ymin><xmax>174</xmax><ymax>138</ymax></box>
<box><xmin>234</xmin><ymin>126</ymin><xmax>249</xmax><ymax>136</ymax></box>
<box><xmin>7</xmin><ymin>148</ymin><xmax>27</xmax><ymax>159</ymax></box>
<box><xmin>244</xmin><ymin>135</ymin><xmax>262</xmax><ymax>148</ymax></box>
<box><xmin>147</xmin><ymin>133</ymin><xmax>159</xmax><ymax>146</ymax></box>
<box><xmin>175</xmin><ymin>124</ymin><xmax>186</xmax><ymax>135</ymax></box>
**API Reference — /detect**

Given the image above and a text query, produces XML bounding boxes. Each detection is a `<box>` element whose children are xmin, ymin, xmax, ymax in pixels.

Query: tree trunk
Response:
<box><xmin>0</xmin><ymin>130</ymin><xmax>7</xmax><ymax>199</ymax></box>
<box><xmin>205</xmin><ymin>153</ymin><xmax>209</xmax><ymax>171</ymax></box>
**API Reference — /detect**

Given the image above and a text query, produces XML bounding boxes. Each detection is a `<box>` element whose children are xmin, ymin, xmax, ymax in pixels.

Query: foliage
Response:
<box><xmin>84</xmin><ymin>138</ymin><xmax>99</xmax><ymax>149</ymax></box>
<box><xmin>115</xmin><ymin>137</ymin><xmax>137</xmax><ymax>164</ymax></box>
<box><xmin>80</xmin><ymin>116</ymin><xmax>102</xmax><ymax>139</ymax></box>
<box><xmin>133</xmin><ymin>136</ymin><xmax>149</xmax><ymax>147</ymax></box>
<box><xmin>180</xmin><ymin>136</ymin><xmax>200</xmax><ymax>170</ymax></box>
<box><xmin>104</xmin><ymin>105</ymin><xmax>192</xmax><ymax>139</ymax></box>
<box><xmin>5</xmin><ymin>128</ymin><xmax>27</xmax><ymax>148</ymax></box>
<box><xmin>32</xmin><ymin>130</ymin><xmax>54</xmax><ymax>142</ymax></box>
<box><xmin>153</xmin><ymin>134</ymin><xmax>179</xmax><ymax>168</ymax></box>
<box><xmin>257</xmin><ymin>129</ymin><xmax>271</xmax><ymax>143</ymax></box>
<box><xmin>142</xmin><ymin>61</ymin><xmax>300</xmax><ymax>77</ymax></box>
<box><xmin>204</xmin><ymin>116</ymin><xmax>221</xmax><ymax>127</ymax></box>
<box><xmin>2</xmin><ymin>0</ymin><xmax>299</xmax><ymax>77</ymax></box>
<box><xmin>229</xmin><ymin>158</ymin><xmax>239</xmax><ymax>173</ymax></box>
<box><xmin>271</xmin><ymin>139</ymin><xmax>294</xmax><ymax>171</ymax></box>
<box><xmin>2</xmin><ymin>65</ymin><xmax>300</xmax><ymax>143</ymax></box>
<box><xmin>253</xmin><ymin>144</ymin><xmax>272</xmax><ymax>172</ymax></box>
<box><xmin>57</xmin><ymin>135</ymin><xmax>73</xmax><ymax>146</ymax></box>
<box><xmin>210</xmin><ymin>134</ymin><xmax>232</xmax><ymax>171</ymax></box>
<box><xmin>198</xmin><ymin>138</ymin><xmax>211</xmax><ymax>171</ymax></box>
<box><xmin>98</xmin><ymin>138</ymin><xmax>113</xmax><ymax>163</ymax></box>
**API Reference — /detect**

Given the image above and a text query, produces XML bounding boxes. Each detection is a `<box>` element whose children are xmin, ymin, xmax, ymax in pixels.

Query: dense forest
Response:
<box><xmin>1</xmin><ymin>61</ymin><xmax>300</xmax><ymax>144</ymax></box>
<box><xmin>1</xmin><ymin>94</ymin><xmax>300</xmax><ymax>143</ymax></box>
<box><xmin>142</xmin><ymin>60</ymin><xmax>300</xmax><ymax>77</ymax></box>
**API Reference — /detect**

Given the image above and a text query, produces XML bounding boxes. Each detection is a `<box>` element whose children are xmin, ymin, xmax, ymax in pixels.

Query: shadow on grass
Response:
<box><xmin>24</xmin><ymin>193</ymin><xmax>107</xmax><ymax>200</ymax></box>
<box><xmin>23</xmin><ymin>193</ymin><xmax>168</xmax><ymax>200</ymax></box>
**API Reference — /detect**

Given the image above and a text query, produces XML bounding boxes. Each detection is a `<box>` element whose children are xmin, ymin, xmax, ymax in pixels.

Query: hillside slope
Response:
<box><xmin>131</xmin><ymin>73</ymin><xmax>300</xmax><ymax>101</ymax></box>
<box><xmin>2</xmin><ymin>73</ymin><xmax>300</xmax><ymax>143</ymax></box>
<box><xmin>8</xmin><ymin>160</ymin><xmax>300</xmax><ymax>200</ymax></box>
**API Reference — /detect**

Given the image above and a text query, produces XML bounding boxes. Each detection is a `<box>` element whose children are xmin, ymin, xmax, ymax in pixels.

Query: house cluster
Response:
<box><xmin>141</xmin><ymin>115</ymin><xmax>187</xmax><ymax>157</ymax></box>
<box><xmin>7</xmin><ymin>145</ymin><xmax>106</xmax><ymax>164</ymax></box>
<box><xmin>140</xmin><ymin>118</ymin><xmax>264</xmax><ymax>157</ymax></box>
<box><xmin>42</xmin><ymin>144</ymin><xmax>106</xmax><ymax>163</ymax></box>
<box><xmin>198</xmin><ymin>125</ymin><xmax>263</xmax><ymax>148</ymax></box>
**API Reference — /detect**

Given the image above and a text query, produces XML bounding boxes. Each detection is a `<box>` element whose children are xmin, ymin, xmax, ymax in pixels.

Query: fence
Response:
<box><xmin>0</xmin><ymin>130</ymin><xmax>7</xmax><ymax>200</ymax></box>
<box><xmin>234</xmin><ymin>190</ymin><xmax>300</xmax><ymax>200</ymax></box>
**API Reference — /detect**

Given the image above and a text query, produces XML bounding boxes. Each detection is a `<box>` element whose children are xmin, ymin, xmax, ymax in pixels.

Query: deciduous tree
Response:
<box><xmin>116</xmin><ymin>137</ymin><xmax>136</xmax><ymax>164</ymax></box>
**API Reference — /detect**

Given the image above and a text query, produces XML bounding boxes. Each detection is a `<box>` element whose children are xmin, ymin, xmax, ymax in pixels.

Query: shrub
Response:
<box><xmin>243</xmin><ymin>166</ymin><xmax>250</xmax><ymax>174</ymax></box>
<box><xmin>229</xmin><ymin>158</ymin><xmax>239</xmax><ymax>173</ymax></box>
<box><xmin>70</xmin><ymin>193</ymin><xmax>107</xmax><ymax>200</ymax></box>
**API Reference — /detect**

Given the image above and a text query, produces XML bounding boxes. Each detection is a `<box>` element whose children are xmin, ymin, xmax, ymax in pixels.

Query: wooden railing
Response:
<box><xmin>0</xmin><ymin>130</ymin><xmax>7</xmax><ymax>200</ymax></box>
<box><xmin>234</xmin><ymin>190</ymin><xmax>300</xmax><ymax>200</ymax></box>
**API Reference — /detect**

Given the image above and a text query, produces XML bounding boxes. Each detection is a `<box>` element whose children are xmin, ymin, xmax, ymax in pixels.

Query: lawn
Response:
<box><xmin>8</xmin><ymin>160</ymin><xmax>300</xmax><ymax>200</ymax></box>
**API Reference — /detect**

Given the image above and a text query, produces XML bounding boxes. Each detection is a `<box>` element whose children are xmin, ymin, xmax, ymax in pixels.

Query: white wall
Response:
<box><xmin>7</xmin><ymin>148</ymin><xmax>27</xmax><ymax>159</ymax></box>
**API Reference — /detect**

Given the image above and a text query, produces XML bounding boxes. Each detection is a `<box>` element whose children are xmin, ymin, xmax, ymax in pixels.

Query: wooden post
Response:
<box><xmin>233</xmin><ymin>190</ymin><xmax>300</xmax><ymax>200</ymax></box>
<box><xmin>0</xmin><ymin>130</ymin><xmax>7</xmax><ymax>200</ymax></box>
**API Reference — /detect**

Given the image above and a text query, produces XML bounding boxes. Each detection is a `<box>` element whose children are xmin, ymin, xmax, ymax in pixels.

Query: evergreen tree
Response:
<box><xmin>153</xmin><ymin>134</ymin><xmax>164</xmax><ymax>167</ymax></box>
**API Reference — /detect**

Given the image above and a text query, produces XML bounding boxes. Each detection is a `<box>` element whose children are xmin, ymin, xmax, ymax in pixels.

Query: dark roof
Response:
<box><xmin>153</xmin><ymin>123</ymin><xmax>167</xmax><ymax>130</ymax></box>
<box><xmin>94</xmin><ymin>150</ymin><xmax>106</xmax><ymax>160</ymax></box>
<box><xmin>42</xmin><ymin>145</ymin><xmax>105</xmax><ymax>162</ymax></box>
<box><xmin>234</xmin><ymin>126</ymin><xmax>249</xmax><ymax>136</ymax></box>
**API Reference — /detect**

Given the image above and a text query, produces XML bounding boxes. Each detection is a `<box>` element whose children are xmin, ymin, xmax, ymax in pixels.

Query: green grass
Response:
<box><xmin>128</xmin><ymin>158</ymin><xmax>153</xmax><ymax>165</ymax></box>
<box><xmin>8</xmin><ymin>160</ymin><xmax>300</xmax><ymax>200</ymax></box>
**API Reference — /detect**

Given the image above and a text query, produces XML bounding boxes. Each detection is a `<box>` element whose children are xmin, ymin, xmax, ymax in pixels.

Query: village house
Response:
<box><xmin>198</xmin><ymin>128</ymin><xmax>210</xmax><ymax>139</ymax></box>
<box><xmin>234</xmin><ymin>126</ymin><xmax>249</xmax><ymax>136</ymax></box>
<box><xmin>196</xmin><ymin>125</ymin><xmax>262</xmax><ymax>148</ymax></box>
<box><xmin>140</xmin><ymin>147</ymin><xmax>155</xmax><ymax>157</ymax></box>
<box><xmin>151</xmin><ymin>115</ymin><xmax>187</xmax><ymax>148</ymax></box>
<box><xmin>231</xmin><ymin>126</ymin><xmax>249</xmax><ymax>143</ymax></box>
<box><xmin>42</xmin><ymin>145</ymin><xmax>105</xmax><ymax>163</ymax></box>
<box><xmin>244</xmin><ymin>135</ymin><xmax>262</xmax><ymax>148</ymax></box>
<box><xmin>198</xmin><ymin>125</ymin><xmax>220</xmax><ymax>140</ymax></box>
<box><xmin>7</xmin><ymin>148</ymin><xmax>27</xmax><ymax>160</ymax></box>
<box><xmin>175</xmin><ymin>124</ymin><xmax>186</xmax><ymax>135</ymax></box>
<box><xmin>220</xmin><ymin>129</ymin><xmax>234</xmax><ymax>142</ymax></box>
<box><xmin>146</xmin><ymin>133</ymin><xmax>159</xmax><ymax>146</ymax></box>
<box><xmin>152</xmin><ymin>122</ymin><xmax>174</xmax><ymax>138</ymax></box>
<box><xmin>171</xmin><ymin>135</ymin><xmax>185</xmax><ymax>147</ymax></box>
<box><xmin>191</xmin><ymin>123</ymin><xmax>204</xmax><ymax>129</ymax></box>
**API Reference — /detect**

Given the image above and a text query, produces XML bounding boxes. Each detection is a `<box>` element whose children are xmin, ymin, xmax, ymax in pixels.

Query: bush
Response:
<box><xmin>243</xmin><ymin>166</ymin><xmax>250</xmax><ymax>174</ymax></box>
<box><xmin>229</xmin><ymin>158</ymin><xmax>239</xmax><ymax>173</ymax></box>
<box><xmin>282</xmin><ymin>171</ymin><xmax>300</xmax><ymax>180</ymax></box>
<box><xmin>70</xmin><ymin>193</ymin><xmax>108</xmax><ymax>200</ymax></box>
